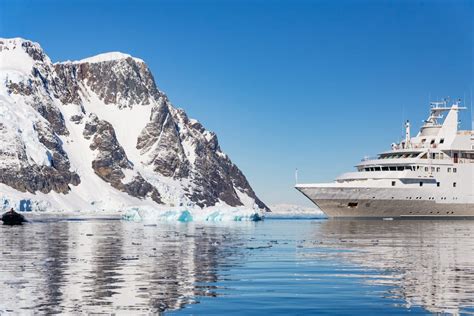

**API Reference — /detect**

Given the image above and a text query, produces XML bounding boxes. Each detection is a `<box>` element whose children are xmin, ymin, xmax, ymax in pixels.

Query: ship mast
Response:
<box><xmin>405</xmin><ymin>120</ymin><xmax>411</xmax><ymax>149</ymax></box>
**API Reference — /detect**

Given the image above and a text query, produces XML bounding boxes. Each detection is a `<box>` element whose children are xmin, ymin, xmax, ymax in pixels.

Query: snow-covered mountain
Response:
<box><xmin>0</xmin><ymin>38</ymin><xmax>267</xmax><ymax>212</ymax></box>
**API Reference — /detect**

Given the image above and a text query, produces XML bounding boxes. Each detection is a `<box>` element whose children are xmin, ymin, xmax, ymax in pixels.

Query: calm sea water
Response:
<box><xmin>1</xmin><ymin>217</ymin><xmax>474</xmax><ymax>315</ymax></box>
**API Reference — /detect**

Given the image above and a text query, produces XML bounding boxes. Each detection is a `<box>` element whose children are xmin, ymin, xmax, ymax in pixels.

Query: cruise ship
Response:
<box><xmin>296</xmin><ymin>100</ymin><xmax>474</xmax><ymax>218</ymax></box>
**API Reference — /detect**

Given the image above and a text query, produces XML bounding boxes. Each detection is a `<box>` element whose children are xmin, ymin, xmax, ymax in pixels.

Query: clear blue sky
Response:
<box><xmin>1</xmin><ymin>0</ymin><xmax>472</xmax><ymax>206</ymax></box>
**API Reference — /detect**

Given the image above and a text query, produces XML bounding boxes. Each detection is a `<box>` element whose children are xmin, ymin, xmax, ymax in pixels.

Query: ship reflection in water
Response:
<box><xmin>307</xmin><ymin>219</ymin><xmax>474</xmax><ymax>314</ymax></box>
<box><xmin>1</xmin><ymin>218</ymin><xmax>474</xmax><ymax>314</ymax></box>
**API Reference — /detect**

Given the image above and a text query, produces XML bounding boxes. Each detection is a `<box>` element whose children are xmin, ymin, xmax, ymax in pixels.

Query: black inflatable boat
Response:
<box><xmin>1</xmin><ymin>210</ymin><xmax>27</xmax><ymax>225</ymax></box>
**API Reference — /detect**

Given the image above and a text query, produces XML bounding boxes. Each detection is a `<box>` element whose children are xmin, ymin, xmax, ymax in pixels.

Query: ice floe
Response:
<box><xmin>122</xmin><ymin>205</ymin><xmax>264</xmax><ymax>223</ymax></box>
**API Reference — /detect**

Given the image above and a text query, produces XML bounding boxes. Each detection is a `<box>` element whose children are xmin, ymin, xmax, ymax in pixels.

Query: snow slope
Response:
<box><xmin>74</xmin><ymin>52</ymin><xmax>144</xmax><ymax>64</ymax></box>
<box><xmin>0</xmin><ymin>37</ymin><xmax>267</xmax><ymax>214</ymax></box>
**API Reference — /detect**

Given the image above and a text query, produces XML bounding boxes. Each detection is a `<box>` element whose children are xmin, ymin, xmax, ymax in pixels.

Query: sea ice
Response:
<box><xmin>122</xmin><ymin>205</ymin><xmax>264</xmax><ymax>223</ymax></box>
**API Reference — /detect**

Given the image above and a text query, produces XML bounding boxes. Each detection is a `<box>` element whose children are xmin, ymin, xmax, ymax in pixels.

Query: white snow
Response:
<box><xmin>181</xmin><ymin>137</ymin><xmax>197</xmax><ymax>164</ymax></box>
<box><xmin>72</xmin><ymin>87</ymin><xmax>197</xmax><ymax>206</ymax></box>
<box><xmin>0</xmin><ymin>38</ymin><xmax>43</xmax><ymax>73</ymax></box>
<box><xmin>0</xmin><ymin>42</ymin><xmax>52</xmax><ymax>168</ymax></box>
<box><xmin>56</xmin><ymin>98</ymin><xmax>160</xmax><ymax>213</ymax></box>
<box><xmin>121</xmin><ymin>168</ymin><xmax>136</xmax><ymax>183</ymax></box>
<box><xmin>72</xmin><ymin>52</ymin><xmax>144</xmax><ymax>64</ymax></box>
<box><xmin>80</xmin><ymin>85</ymin><xmax>152</xmax><ymax>163</ymax></box>
<box><xmin>235</xmin><ymin>188</ymin><xmax>258</xmax><ymax>207</ymax></box>
<box><xmin>0</xmin><ymin>97</ymin><xmax>50</xmax><ymax>167</ymax></box>
<box><xmin>202</xmin><ymin>130</ymin><xmax>213</xmax><ymax>143</ymax></box>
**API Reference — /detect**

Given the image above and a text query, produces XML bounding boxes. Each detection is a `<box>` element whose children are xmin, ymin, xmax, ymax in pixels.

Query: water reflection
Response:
<box><xmin>3</xmin><ymin>218</ymin><xmax>474</xmax><ymax>314</ymax></box>
<box><xmin>307</xmin><ymin>220</ymin><xmax>474</xmax><ymax>314</ymax></box>
<box><xmin>0</xmin><ymin>220</ymin><xmax>250</xmax><ymax>314</ymax></box>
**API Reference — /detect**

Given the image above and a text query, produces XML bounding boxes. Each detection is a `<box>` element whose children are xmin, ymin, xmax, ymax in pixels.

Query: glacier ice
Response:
<box><xmin>122</xmin><ymin>206</ymin><xmax>264</xmax><ymax>223</ymax></box>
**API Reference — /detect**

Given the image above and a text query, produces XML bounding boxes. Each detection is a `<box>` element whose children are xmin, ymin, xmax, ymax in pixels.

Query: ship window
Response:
<box><xmin>397</xmin><ymin>166</ymin><xmax>404</xmax><ymax>171</ymax></box>
<box><xmin>436</xmin><ymin>167</ymin><xmax>440</xmax><ymax>172</ymax></box>
<box><xmin>391</xmin><ymin>181</ymin><xmax>396</xmax><ymax>186</ymax></box>
<box><xmin>448</xmin><ymin>168</ymin><xmax>451</xmax><ymax>172</ymax></box>
<box><xmin>375</xmin><ymin>167</ymin><xmax>381</xmax><ymax>171</ymax></box>
<box><xmin>453</xmin><ymin>182</ymin><xmax>457</xmax><ymax>188</ymax></box>
<box><xmin>419</xmin><ymin>182</ymin><xmax>423</xmax><ymax>187</ymax></box>
<box><xmin>440</xmin><ymin>138</ymin><xmax>445</xmax><ymax>144</ymax></box>
<box><xmin>453</xmin><ymin>168</ymin><xmax>457</xmax><ymax>173</ymax></box>
<box><xmin>348</xmin><ymin>202</ymin><xmax>358</xmax><ymax>208</ymax></box>
<box><xmin>424</xmin><ymin>167</ymin><xmax>429</xmax><ymax>172</ymax></box>
<box><xmin>382</xmin><ymin>167</ymin><xmax>389</xmax><ymax>171</ymax></box>
<box><xmin>389</xmin><ymin>166</ymin><xmax>396</xmax><ymax>171</ymax></box>
<box><xmin>430</xmin><ymin>139</ymin><xmax>435</xmax><ymax>145</ymax></box>
<box><xmin>437</xmin><ymin>182</ymin><xmax>440</xmax><ymax>187</ymax></box>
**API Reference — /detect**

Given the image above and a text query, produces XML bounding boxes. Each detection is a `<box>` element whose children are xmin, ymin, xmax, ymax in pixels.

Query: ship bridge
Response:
<box><xmin>336</xmin><ymin>100</ymin><xmax>474</xmax><ymax>183</ymax></box>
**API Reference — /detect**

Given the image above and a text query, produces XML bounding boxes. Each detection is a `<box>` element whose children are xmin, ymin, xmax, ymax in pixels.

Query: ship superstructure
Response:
<box><xmin>296</xmin><ymin>100</ymin><xmax>474</xmax><ymax>218</ymax></box>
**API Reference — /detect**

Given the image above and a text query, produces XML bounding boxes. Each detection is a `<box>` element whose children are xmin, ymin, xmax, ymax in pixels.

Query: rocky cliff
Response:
<box><xmin>0</xmin><ymin>38</ymin><xmax>267</xmax><ymax>212</ymax></box>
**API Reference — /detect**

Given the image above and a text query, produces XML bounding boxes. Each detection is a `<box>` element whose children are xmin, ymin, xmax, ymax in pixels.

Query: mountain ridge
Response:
<box><xmin>0</xmin><ymin>37</ymin><xmax>268</xmax><ymax>212</ymax></box>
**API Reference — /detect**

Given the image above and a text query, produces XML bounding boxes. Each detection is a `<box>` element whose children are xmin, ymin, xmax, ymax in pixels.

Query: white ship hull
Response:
<box><xmin>297</xmin><ymin>186</ymin><xmax>474</xmax><ymax>218</ymax></box>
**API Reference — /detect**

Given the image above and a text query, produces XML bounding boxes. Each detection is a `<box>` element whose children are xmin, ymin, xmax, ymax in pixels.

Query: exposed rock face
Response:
<box><xmin>0</xmin><ymin>38</ymin><xmax>267</xmax><ymax>210</ymax></box>
<box><xmin>84</xmin><ymin>114</ymin><xmax>131</xmax><ymax>182</ymax></box>
<box><xmin>76</xmin><ymin>57</ymin><xmax>160</xmax><ymax>108</ymax></box>
<box><xmin>84</xmin><ymin>114</ymin><xmax>162</xmax><ymax>203</ymax></box>
<box><xmin>137</xmin><ymin>99</ymin><xmax>190</xmax><ymax>179</ymax></box>
<box><xmin>53</xmin><ymin>63</ymin><xmax>82</xmax><ymax>105</ymax></box>
<box><xmin>0</xmin><ymin>118</ymin><xmax>80</xmax><ymax>194</ymax></box>
<box><xmin>32</xmin><ymin>97</ymin><xmax>69</xmax><ymax>136</ymax></box>
<box><xmin>138</xmin><ymin>103</ymin><xmax>267</xmax><ymax>208</ymax></box>
<box><xmin>20</xmin><ymin>40</ymin><xmax>48</xmax><ymax>62</ymax></box>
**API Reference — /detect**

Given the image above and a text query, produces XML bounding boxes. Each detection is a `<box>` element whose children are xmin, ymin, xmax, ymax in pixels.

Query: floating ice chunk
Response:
<box><xmin>121</xmin><ymin>205</ymin><xmax>264</xmax><ymax>223</ymax></box>
<box><xmin>121</xmin><ymin>208</ymin><xmax>142</xmax><ymax>222</ymax></box>
<box><xmin>178</xmin><ymin>210</ymin><xmax>193</xmax><ymax>222</ymax></box>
